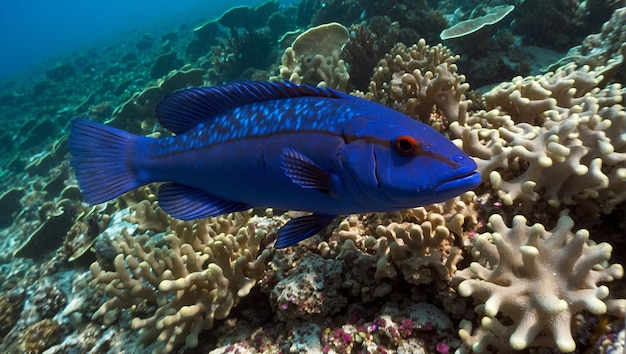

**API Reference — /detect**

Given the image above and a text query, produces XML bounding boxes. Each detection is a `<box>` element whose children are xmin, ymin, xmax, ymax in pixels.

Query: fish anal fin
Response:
<box><xmin>158</xmin><ymin>183</ymin><xmax>250</xmax><ymax>220</ymax></box>
<box><xmin>275</xmin><ymin>214</ymin><xmax>336</xmax><ymax>248</ymax></box>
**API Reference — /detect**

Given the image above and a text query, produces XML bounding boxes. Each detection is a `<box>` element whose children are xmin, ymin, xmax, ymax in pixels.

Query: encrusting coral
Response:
<box><xmin>89</xmin><ymin>209</ymin><xmax>274</xmax><ymax>353</ymax></box>
<box><xmin>18</xmin><ymin>319</ymin><xmax>62</xmax><ymax>354</ymax></box>
<box><xmin>453</xmin><ymin>213</ymin><xmax>624</xmax><ymax>352</ymax></box>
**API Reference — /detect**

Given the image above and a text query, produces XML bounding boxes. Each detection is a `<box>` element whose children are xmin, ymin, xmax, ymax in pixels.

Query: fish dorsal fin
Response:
<box><xmin>155</xmin><ymin>81</ymin><xmax>342</xmax><ymax>134</ymax></box>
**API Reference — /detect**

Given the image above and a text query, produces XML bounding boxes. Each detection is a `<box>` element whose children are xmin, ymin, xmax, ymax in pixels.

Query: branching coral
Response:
<box><xmin>361</xmin><ymin>39</ymin><xmax>470</xmax><ymax>129</ymax></box>
<box><xmin>89</xmin><ymin>210</ymin><xmax>273</xmax><ymax>353</ymax></box>
<box><xmin>454</xmin><ymin>63</ymin><xmax>626</xmax><ymax>215</ymax></box>
<box><xmin>124</xmin><ymin>200</ymin><xmax>169</xmax><ymax>233</ymax></box>
<box><xmin>329</xmin><ymin>192</ymin><xmax>480</xmax><ymax>300</ymax></box>
<box><xmin>454</xmin><ymin>214</ymin><xmax>624</xmax><ymax>352</ymax></box>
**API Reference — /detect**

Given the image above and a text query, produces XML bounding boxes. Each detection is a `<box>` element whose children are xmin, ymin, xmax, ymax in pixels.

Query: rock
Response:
<box><xmin>25</xmin><ymin>151</ymin><xmax>58</xmax><ymax>176</ymax></box>
<box><xmin>193</xmin><ymin>20</ymin><xmax>221</xmax><ymax>41</ymax></box>
<box><xmin>0</xmin><ymin>188</ymin><xmax>24</xmax><ymax>228</ymax></box>
<box><xmin>14</xmin><ymin>208</ymin><xmax>73</xmax><ymax>259</ymax></box>
<box><xmin>150</xmin><ymin>52</ymin><xmax>182</xmax><ymax>78</ymax></box>
<box><xmin>45</xmin><ymin>62</ymin><xmax>74</xmax><ymax>81</ymax></box>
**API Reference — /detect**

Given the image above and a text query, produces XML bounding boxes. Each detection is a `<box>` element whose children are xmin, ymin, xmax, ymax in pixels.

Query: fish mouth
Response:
<box><xmin>433</xmin><ymin>167</ymin><xmax>481</xmax><ymax>196</ymax></box>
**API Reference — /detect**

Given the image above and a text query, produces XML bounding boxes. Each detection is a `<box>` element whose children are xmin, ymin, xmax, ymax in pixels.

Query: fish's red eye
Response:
<box><xmin>394</xmin><ymin>135</ymin><xmax>421</xmax><ymax>156</ymax></box>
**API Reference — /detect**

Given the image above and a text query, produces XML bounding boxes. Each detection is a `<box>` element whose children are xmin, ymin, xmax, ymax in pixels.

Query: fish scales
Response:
<box><xmin>155</xmin><ymin>97</ymin><xmax>353</xmax><ymax>156</ymax></box>
<box><xmin>69</xmin><ymin>81</ymin><xmax>481</xmax><ymax>248</ymax></box>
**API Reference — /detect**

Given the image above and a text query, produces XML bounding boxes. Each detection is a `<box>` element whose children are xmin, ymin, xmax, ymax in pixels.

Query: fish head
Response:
<box><xmin>339</xmin><ymin>113</ymin><xmax>481</xmax><ymax>209</ymax></box>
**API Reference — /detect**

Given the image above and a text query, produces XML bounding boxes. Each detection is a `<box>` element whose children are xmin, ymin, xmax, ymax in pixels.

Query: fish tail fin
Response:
<box><xmin>68</xmin><ymin>118</ymin><xmax>144</xmax><ymax>204</ymax></box>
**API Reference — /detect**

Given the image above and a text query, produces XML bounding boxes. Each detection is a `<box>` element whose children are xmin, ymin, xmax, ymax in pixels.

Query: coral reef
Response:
<box><xmin>17</xmin><ymin>319</ymin><xmax>62</xmax><ymax>354</ymax></box>
<box><xmin>0</xmin><ymin>188</ymin><xmax>24</xmax><ymax>228</ymax></box>
<box><xmin>562</xmin><ymin>6</ymin><xmax>626</xmax><ymax>84</ymax></box>
<box><xmin>276</xmin><ymin>22</ymin><xmax>350</xmax><ymax>91</ymax></box>
<box><xmin>0</xmin><ymin>289</ymin><xmax>25</xmax><ymax>337</ymax></box>
<box><xmin>208</xmin><ymin>27</ymin><xmax>275</xmax><ymax>82</ymax></box>
<box><xmin>512</xmin><ymin>0</ymin><xmax>585</xmax><ymax>50</ymax></box>
<box><xmin>440</xmin><ymin>5</ymin><xmax>514</xmax><ymax>40</ymax></box>
<box><xmin>341</xmin><ymin>16</ymin><xmax>399</xmax><ymax>91</ymax></box>
<box><xmin>455</xmin><ymin>63</ymin><xmax>626</xmax><ymax>216</ymax></box>
<box><xmin>454</xmin><ymin>214</ymin><xmax>624</xmax><ymax>352</ymax></box>
<box><xmin>107</xmin><ymin>66</ymin><xmax>205</xmax><ymax>133</ymax></box>
<box><xmin>361</xmin><ymin>39</ymin><xmax>469</xmax><ymax>129</ymax></box>
<box><xmin>89</xmin><ymin>209</ymin><xmax>273</xmax><ymax>353</ymax></box>
<box><xmin>150</xmin><ymin>52</ymin><xmax>184</xmax><ymax>79</ymax></box>
<box><xmin>440</xmin><ymin>4</ymin><xmax>529</xmax><ymax>88</ymax></box>
<box><xmin>0</xmin><ymin>3</ymin><xmax>625</xmax><ymax>354</ymax></box>
<box><xmin>306</xmin><ymin>0</ymin><xmax>447</xmax><ymax>45</ymax></box>
<box><xmin>271</xmin><ymin>253</ymin><xmax>346</xmax><ymax>321</ymax></box>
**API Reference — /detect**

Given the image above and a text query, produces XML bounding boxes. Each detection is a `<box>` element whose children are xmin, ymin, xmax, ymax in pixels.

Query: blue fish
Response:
<box><xmin>69</xmin><ymin>81</ymin><xmax>480</xmax><ymax>248</ymax></box>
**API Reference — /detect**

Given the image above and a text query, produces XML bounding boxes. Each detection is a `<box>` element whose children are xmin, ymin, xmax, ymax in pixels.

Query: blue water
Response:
<box><xmin>0</xmin><ymin>0</ymin><xmax>286</xmax><ymax>80</ymax></box>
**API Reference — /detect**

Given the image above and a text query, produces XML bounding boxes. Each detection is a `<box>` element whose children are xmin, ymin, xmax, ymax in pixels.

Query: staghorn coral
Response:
<box><xmin>89</xmin><ymin>210</ymin><xmax>274</xmax><ymax>354</ymax></box>
<box><xmin>455</xmin><ymin>63</ymin><xmax>626</xmax><ymax>215</ymax></box>
<box><xmin>361</xmin><ymin>39</ymin><xmax>470</xmax><ymax>129</ymax></box>
<box><xmin>454</xmin><ymin>214</ymin><xmax>624</xmax><ymax>352</ymax></box>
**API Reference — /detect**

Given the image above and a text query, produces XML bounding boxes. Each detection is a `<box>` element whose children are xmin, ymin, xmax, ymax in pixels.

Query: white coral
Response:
<box><xmin>455</xmin><ymin>214</ymin><xmax>624</xmax><ymax>352</ymax></box>
<box><xmin>455</xmin><ymin>64</ymin><xmax>626</xmax><ymax>214</ymax></box>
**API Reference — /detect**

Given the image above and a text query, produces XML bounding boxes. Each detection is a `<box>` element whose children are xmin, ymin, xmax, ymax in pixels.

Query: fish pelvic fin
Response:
<box><xmin>275</xmin><ymin>214</ymin><xmax>336</xmax><ymax>248</ymax></box>
<box><xmin>68</xmin><ymin>118</ymin><xmax>143</xmax><ymax>204</ymax></box>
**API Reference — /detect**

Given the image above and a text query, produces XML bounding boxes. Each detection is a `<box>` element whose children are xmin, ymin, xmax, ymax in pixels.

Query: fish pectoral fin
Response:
<box><xmin>275</xmin><ymin>214</ymin><xmax>336</xmax><ymax>248</ymax></box>
<box><xmin>158</xmin><ymin>183</ymin><xmax>251</xmax><ymax>220</ymax></box>
<box><xmin>280</xmin><ymin>148</ymin><xmax>332</xmax><ymax>192</ymax></box>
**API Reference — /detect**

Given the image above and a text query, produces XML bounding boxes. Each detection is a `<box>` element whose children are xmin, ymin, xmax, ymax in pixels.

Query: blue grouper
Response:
<box><xmin>69</xmin><ymin>81</ymin><xmax>481</xmax><ymax>248</ymax></box>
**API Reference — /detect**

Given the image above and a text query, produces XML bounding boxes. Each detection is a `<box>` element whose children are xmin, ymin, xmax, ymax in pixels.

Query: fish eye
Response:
<box><xmin>393</xmin><ymin>135</ymin><xmax>421</xmax><ymax>156</ymax></box>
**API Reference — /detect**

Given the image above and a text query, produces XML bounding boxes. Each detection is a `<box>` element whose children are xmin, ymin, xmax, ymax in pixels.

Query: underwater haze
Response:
<box><xmin>0</xmin><ymin>0</ymin><xmax>277</xmax><ymax>80</ymax></box>
<box><xmin>0</xmin><ymin>0</ymin><xmax>625</xmax><ymax>353</ymax></box>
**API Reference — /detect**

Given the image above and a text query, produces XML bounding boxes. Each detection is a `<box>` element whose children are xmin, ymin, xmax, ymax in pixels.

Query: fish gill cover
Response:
<box><xmin>0</xmin><ymin>0</ymin><xmax>625</xmax><ymax>353</ymax></box>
